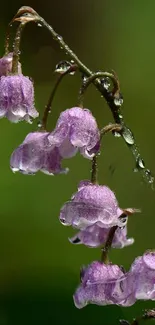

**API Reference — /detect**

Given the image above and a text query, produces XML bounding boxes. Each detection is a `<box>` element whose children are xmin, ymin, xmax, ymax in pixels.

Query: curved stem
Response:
<box><xmin>41</xmin><ymin>64</ymin><xmax>78</xmax><ymax>130</ymax></box>
<box><xmin>12</xmin><ymin>22</ymin><xmax>26</xmax><ymax>74</ymax></box>
<box><xmin>100</xmin><ymin>123</ymin><xmax>122</xmax><ymax>138</ymax></box>
<box><xmin>78</xmin><ymin>71</ymin><xmax>120</xmax><ymax>107</ymax></box>
<box><xmin>14</xmin><ymin>6</ymin><xmax>154</xmax><ymax>186</ymax></box>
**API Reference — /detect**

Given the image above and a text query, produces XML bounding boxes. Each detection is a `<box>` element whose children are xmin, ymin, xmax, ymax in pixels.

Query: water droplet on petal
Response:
<box><xmin>122</xmin><ymin>128</ymin><xmax>134</xmax><ymax>145</ymax></box>
<box><xmin>12</xmin><ymin>167</ymin><xmax>19</xmax><ymax>173</ymax></box>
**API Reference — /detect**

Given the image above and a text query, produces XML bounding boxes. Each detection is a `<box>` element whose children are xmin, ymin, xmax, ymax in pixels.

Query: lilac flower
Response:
<box><xmin>10</xmin><ymin>131</ymin><xmax>68</xmax><ymax>175</ymax></box>
<box><xmin>73</xmin><ymin>261</ymin><xmax>126</xmax><ymax>308</ymax></box>
<box><xmin>59</xmin><ymin>181</ymin><xmax>134</xmax><ymax>230</ymax></box>
<box><xmin>0</xmin><ymin>75</ymin><xmax>39</xmax><ymax>122</ymax></box>
<box><xmin>48</xmin><ymin>107</ymin><xmax>100</xmax><ymax>159</ymax></box>
<box><xmin>128</xmin><ymin>251</ymin><xmax>155</xmax><ymax>301</ymax></box>
<box><xmin>0</xmin><ymin>53</ymin><xmax>22</xmax><ymax>76</ymax></box>
<box><xmin>69</xmin><ymin>224</ymin><xmax>134</xmax><ymax>248</ymax></box>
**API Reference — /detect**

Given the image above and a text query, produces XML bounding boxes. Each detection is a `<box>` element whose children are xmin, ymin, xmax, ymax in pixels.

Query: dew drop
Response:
<box><xmin>122</xmin><ymin>128</ymin><xmax>134</xmax><ymax>145</ymax></box>
<box><xmin>82</xmin><ymin>74</ymin><xmax>87</xmax><ymax>83</ymax></box>
<box><xmin>12</xmin><ymin>167</ymin><xmax>19</xmax><ymax>173</ymax></box>
<box><xmin>57</xmin><ymin>35</ymin><xmax>63</xmax><ymax>41</ymax></box>
<box><xmin>55</xmin><ymin>60</ymin><xmax>74</xmax><ymax>74</ymax></box>
<box><xmin>114</xmin><ymin>96</ymin><xmax>123</xmax><ymax>106</ymax></box>
<box><xmin>37</xmin><ymin>23</ymin><xmax>42</xmax><ymax>27</ymax></box>
<box><xmin>145</xmin><ymin>169</ymin><xmax>154</xmax><ymax>184</ymax></box>
<box><xmin>37</xmin><ymin>121</ymin><xmax>42</xmax><ymax>128</ymax></box>
<box><xmin>29</xmin><ymin>118</ymin><xmax>33</xmax><ymax>125</ymax></box>
<box><xmin>136</xmin><ymin>157</ymin><xmax>145</xmax><ymax>169</ymax></box>
<box><xmin>113</xmin><ymin>131</ymin><xmax>121</xmax><ymax>137</ymax></box>
<box><xmin>101</xmin><ymin>77</ymin><xmax>111</xmax><ymax>90</ymax></box>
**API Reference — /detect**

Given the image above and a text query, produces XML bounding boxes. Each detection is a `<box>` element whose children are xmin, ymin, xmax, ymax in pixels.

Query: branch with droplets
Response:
<box><xmin>11</xmin><ymin>5</ymin><xmax>154</xmax><ymax>187</ymax></box>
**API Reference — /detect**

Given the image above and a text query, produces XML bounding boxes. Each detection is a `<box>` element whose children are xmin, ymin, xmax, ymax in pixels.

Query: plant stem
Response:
<box><xmin>101</xmin><ymin>226</ymin><xmax>118</xmax><ymax>264</ymax></box>
<box><xmin>91</xmin><ymin>155</ymin><xmax>98</xmax><ymax>184</ymax></box>
<box><xmin>41</xmin><ymin>64</ymin><xmax>78</xmax><ymax>130</ymax></box>
<box><xmin>78</xmin><ymin>71</ymin><xmax>120</xmax><ymax>107</ymax></box>
<box><xmin>12</xmin><ymin>22</ymin><xmax>26</xmax><ymax>74</ymax></box>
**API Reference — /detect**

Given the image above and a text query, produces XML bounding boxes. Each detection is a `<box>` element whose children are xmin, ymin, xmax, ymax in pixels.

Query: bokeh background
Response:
<box><xmin>0</xmin><ymin>0</ymin><xmax>155</xmax><ymax>324</ymax></box>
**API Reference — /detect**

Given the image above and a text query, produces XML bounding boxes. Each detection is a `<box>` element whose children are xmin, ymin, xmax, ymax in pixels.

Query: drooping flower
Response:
<box><xmin>128</xmin><ymin>251</ymin><xmax>155</xmax><ymax>301</ymax></box>
<box><xmin>59</xmin><ymin>181</ymin><xmax>134</xmax><ymax>230</ymax></box>
<box><xmin>69</xmin><ymin>224</ymin><xmax>134</xmax><ymax>248</ymax></box>
<box><xmin>0</xmin><ymin>53</ymin><xmax>22</xmax><ymax>76</ymax></box>
<box><xmin>48</xmin><ymin>107</ymin><xmax>100</xmax><ymax>159</ymax></box>
<box><xmin>0</xmin><ymin>74</ymin><xmax>39</xmax><ymax>122</ymax></box>
<box><xmin>73</xmin><ymin>261</ymin><xmax>127</xmax><ymax>309</ymax></box>
<box><xmin>10</xmin><ymin>132</ymin><xmax>68</xmax><ymax>175</ymax></box>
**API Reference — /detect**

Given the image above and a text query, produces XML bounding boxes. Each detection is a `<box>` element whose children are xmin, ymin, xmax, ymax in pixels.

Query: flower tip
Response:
<box><xmin>73</xmin><ymin>289</ymin><xmax>87</xmax><ymax>309</ymax></box>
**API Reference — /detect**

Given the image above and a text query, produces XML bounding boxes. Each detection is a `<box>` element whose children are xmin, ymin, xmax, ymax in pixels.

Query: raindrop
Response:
<box><xmin>29</xmin><ymin>118</ymin><xmax>33</xmax><ymax>125</ymax></box>
<box><xmin>37</xmin><ymin>23</ymin><xmax>42</xmax><ymax>27</ymax></box>
<box><xmin>114</xmin><ymin>96</ymin><xmax>123</xmax><ymax>106</ymax></box>
<box><xmin>82</xmin><ymin>74</ymin><xmax>87</xmax><ymax>83</ymax></box>
<box><xmin>101</xmin><ymin>77</ymin><xmax>110</xmax><ymax>90</ymax></box>
<box><xmin>113</xmin><ymin>131</ymin><xmax>121</xmax><ymax>137</ymax></box>
<box><xmin>136</xmin><ymin>157</ymin><xmax>145</xmax><ymax>169</ymax></box>
<box><xmin>145</xmin><ymin>169</ymin><xmax>154</xmax><ymax>184</ymax></box>
<box><xmin>11</xmin><ymin>167</ymin><xmax>19</xmax><ymax>173</ymax></box>
<box><xmin>122</xmin><ymin>128</ymin><xmax>134</xmax><ymax>145</ymax></box>
<box><xmin>57</xmin><ymin>35</ymin><xmax>63</xmax><ymax>41</ymax></box>
<box><xmin>37</xmin><ymin>121</ymin><xmax>42</xmax><ymax>128</ymax></box>
<box><xmin>55</xmin><ymin>61</ymin><xmax>75</xmax><ymax>75</ymax></box>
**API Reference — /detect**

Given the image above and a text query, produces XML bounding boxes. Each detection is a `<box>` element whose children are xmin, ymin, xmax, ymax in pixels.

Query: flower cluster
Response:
<box><xmin>10</xmin><ymin>107</ymin><xmax>100</xmax><ymax>174</ymax></box>
<box><xmin>0</xmin><ymin>7</ymin><xmax>153</xmax><ymax>321</ymax></box>
<box><xmin>74</xmin><ymin>251</ymin><xmax>155</xmax><ymax>308</ymax></box>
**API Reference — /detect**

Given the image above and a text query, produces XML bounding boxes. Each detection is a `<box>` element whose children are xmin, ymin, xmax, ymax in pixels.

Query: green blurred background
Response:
<box><xmin>0</xmin><ymin>0</ymin><xmax>155</xmax><ymax>324</ymax></box>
